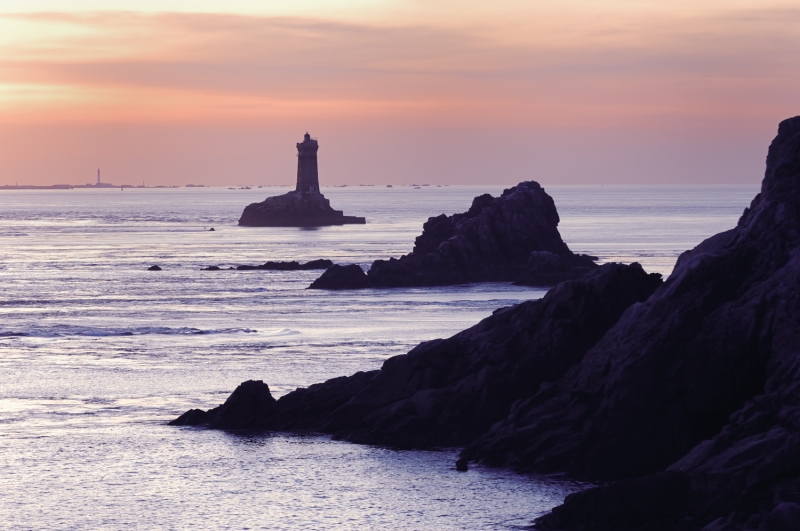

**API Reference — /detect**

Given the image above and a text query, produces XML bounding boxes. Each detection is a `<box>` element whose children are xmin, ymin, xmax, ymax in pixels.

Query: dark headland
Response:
<box><xmin>173</xmin><ymin>117</ymin><xmax>800</xmax><ymax>530</ymax></box>
<box><xmin>238</xmin><ymin>133</ymin><xmax>366</xmax><ymax>227</ymax></box>
<box><xmin>309</xmin><ymin>181</ymin><xmax>598</xmax><ymax>289</ymax></box>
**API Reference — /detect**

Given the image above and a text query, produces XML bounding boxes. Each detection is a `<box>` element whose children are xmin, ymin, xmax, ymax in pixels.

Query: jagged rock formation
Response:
<box><xmin>308</xmin><ymin>181</ymin><xmax>597</xmax><ymax>289</ymax></box>
<box><xmin>171</xmin><ymin>262</ymin><xmax>662</xmax><ymax>448</ymax></box>
<box><xmin>462</xmin><ymin>116</ymin><xmax>800</xmax><ymax>530</ymax></box>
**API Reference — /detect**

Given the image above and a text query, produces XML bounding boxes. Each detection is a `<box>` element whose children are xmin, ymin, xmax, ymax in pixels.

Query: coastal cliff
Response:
<box><xmin>172</xmin><ymin>262</ymin><xmax>661</xmax><ymax>447</ymax></box>
<box><xmin>174</xmin><ymin>118</ymin><xmax>800</xmax><ymax>529</ymax></box>
<box><xmin>308</xmin><ymin>181</ymin><xmax>597</xmax><ymax>289</ymax></box>
<box><xmin>467</xmin><ymin>116</ymin><xmax>800</xmax><ymax>529</ymax></box>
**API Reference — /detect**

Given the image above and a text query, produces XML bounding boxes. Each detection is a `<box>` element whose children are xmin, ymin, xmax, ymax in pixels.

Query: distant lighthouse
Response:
<box><xmin>97</xmin><ymin>169</ymin><xmax>101</xmax><ymax>185</ymax></box>
<box><xmin>295</xmin><ymin>133</ymin><xmax>320</xmax><ymax>194</ymax></box>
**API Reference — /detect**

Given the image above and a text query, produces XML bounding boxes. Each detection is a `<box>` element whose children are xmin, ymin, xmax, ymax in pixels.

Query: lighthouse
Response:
<box><xmin>295</xmin><ymin>133</ymin><xmax>320</xmax><ymax>194</ymax></box>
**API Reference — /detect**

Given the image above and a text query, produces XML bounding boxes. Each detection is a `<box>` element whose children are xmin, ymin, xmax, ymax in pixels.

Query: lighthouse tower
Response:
<box><xmin>295</xmin><ymin>132</ymin><xmax>320</xmax><ymax>194</ymax></box>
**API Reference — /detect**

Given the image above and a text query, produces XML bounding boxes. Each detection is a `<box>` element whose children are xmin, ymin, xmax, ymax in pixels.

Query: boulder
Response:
<box><xmin>147</xmin><ymin>265</ymin><xmax>162</xmax><ymax>271</ymax></box>
<box><xmin>308</xmin><ymin>181</ymin><xmax>597</xmax><ymax>289</ymax></box>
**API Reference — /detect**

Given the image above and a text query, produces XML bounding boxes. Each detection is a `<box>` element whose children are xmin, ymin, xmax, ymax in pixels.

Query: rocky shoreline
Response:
<box><xmin>172</xmin><ymin>118</ymin><xmax>800</xmax><ymax>530</ymax></box>
<box><xmin>308</xmin><ymin>181</ymin><xmax>597</xmax><ymax>289</ymax></box>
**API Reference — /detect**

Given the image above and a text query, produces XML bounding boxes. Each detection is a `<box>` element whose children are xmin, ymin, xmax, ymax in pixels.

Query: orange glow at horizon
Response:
<box><xmin>1</xmin><ymin>3</ymin><xmax>799</xmax><ymax>186</ymax></box>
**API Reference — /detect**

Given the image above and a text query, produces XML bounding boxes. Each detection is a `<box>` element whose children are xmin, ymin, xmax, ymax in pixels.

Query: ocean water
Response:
<box><xmin>0</xmin><ymin>184</ymin><xmax>758</xmax><ymax>530</ymax></box>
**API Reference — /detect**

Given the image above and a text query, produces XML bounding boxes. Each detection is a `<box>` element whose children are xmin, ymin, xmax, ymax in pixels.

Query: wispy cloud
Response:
<box><xmin>1</xmin><ymin>4</ymin><xmax>798</xmax><ymax>185</ymax></box>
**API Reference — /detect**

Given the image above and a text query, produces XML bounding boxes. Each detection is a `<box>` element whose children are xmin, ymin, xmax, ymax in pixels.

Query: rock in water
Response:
<box><xmin>172</xmin><ymin>262</ymin><xmax>662</xmax><ymax>450</ymax></box>
<box><xmin>147</xmin><ymin>265</ymin><xmax>161</xmax><ymax>271</ymax></box>
<box><xmin>308</xmin><ymin>264</ymin><xmax>371</xmax><ymax>289</ymax></box>
<box><xmin>236</xmin><ymin>259</ymin><xmax>333</xmax><ymax>271</ymax></box>
<box><xmin>169</xmin><ymin>380</ymin><xmax>276</xmax><ymax>430</ymax></box>
<box><xmin>239</xmin><ymin>192</ymin><xmax>366</xmax><ymax>227</ymax></box>
<box><xmin>308</xmin><ymin>181</ymin><xmax>596</xmax><ymax>289</ymax></box>
<box><xmin>238</xmin><ymin>133</ymin><xmax>365</xmax><ymax>227</ymax></box>
<box><xmin>462</xmin><ymin>116</ymin><xmax>800</xmax><ymax>529</ymax></box>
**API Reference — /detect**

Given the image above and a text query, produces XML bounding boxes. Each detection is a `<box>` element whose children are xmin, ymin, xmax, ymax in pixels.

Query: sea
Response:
<box><xmin>0</xmin><ymin>184</ymin><xmax>758</xmax><ymax>530</ymax></box>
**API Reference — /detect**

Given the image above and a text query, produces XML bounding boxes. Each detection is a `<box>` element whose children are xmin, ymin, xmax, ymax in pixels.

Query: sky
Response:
<box><xmin>0</xmin><ymin>0</ymin><xmax>798</xmax><ymax>186</ymax></box>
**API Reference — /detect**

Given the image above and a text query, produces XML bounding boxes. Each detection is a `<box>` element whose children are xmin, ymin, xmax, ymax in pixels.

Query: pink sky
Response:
<box><xmin>1</xmin><ymin>2</ymin><xmax>798</xmax><ymax>186</ymax></box>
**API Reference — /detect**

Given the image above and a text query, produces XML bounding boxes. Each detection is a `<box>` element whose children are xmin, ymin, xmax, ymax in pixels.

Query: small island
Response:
<box><xmin>238</xmin><ymin>133</ymin><xmax>366</xmax><ymax>227</ymax></box>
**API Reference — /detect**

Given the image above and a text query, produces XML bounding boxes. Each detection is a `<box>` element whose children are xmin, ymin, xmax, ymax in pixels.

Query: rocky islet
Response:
<box><xmin>309</xmin><ymin>181</ymin><xmax>597</xmax><ymax>289</ymax></box>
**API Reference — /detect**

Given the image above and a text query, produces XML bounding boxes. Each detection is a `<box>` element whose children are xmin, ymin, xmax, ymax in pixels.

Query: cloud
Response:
<box><xmin>0</xmin><ymin>5</ymin><xmax>798</xmax><ymax>187</ymax></box>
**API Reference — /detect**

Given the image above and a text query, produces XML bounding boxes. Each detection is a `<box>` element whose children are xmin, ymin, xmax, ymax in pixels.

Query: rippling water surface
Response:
<box><xmin>0</xmin><ymin>184</ymin><xmax>757</xmax><ymax>530</ymax></box>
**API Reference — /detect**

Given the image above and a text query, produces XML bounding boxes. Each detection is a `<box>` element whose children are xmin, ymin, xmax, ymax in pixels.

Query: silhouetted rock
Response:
<box><xmin>236</xmin><ymin>259</ymin><xmax>333</xmax><ymax>271</ymax></box>
<box><xmin>239</xmin><ymin>192</ymin><xmax>366</xmax><ymax>227</ymax></box>
<box><xmin>535</xmin><ymin>471</ymin><xmax>691</xmax><ymax>531</ymax></box>
<box><xmin>209</xmin><ymin>228</ymin><xmax>215</xmax><ymax>231</ymax></box>
<box><xmin>202</xmin><ymin>266</ymin><xmax>221</xmax><ymax>271</ymax></box>
<box><xmin>464</xmin><ymin>116</ymin><xmax>800</xmax><ymax>529</ymax></box>
<box><xmin>169</xmin><ymin>380</ymin><xmax>276</xmax><ymax>430</ymax></box>
<box><xmin>308</xmin><ymin>264</ymin><xmax>370</xmax><ymax>289</ymax></box>
<box><xmin>308</xmin><ymin>182</ymin><xmax>596</xmax><ymax>289</ymax></box>
<box><xmin>172</xmin><ymin>262</ymin><xmax>661</xmax><ymax>450</ymax></box>
<box><xmin>147</xmin><ymin>265</ymin><xmax>162</xmax><ymax>271</ymax></box>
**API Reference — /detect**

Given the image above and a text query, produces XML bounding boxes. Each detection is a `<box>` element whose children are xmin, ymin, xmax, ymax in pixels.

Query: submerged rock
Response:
<box><xmin>236</xmin><ymin>259</ymin><xmax>333</xmax><ymax>271</ymax></box>
<box><xmin>308</xmin><ymin>182</ymin><xmax>596</xmax><ymax>289</ymax></box>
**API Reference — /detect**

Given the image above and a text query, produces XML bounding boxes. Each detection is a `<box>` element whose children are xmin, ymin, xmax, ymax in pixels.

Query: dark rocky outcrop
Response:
<box><xmin>171</xmin><ymin>380</ymin><xmax>276</xmax><ymax>430</ymax></box>
<box><xmin>308</xmin><ymin>264</ymin><xmax>371</xmax><ymax>289</ymax></box>
<box><xmin>171</xmin><ymin>262</ymin><xmax>662</xmax><ymax>450</ymax></box>
<box><xmin>147</xmin><ymin>265</ymin><xmax>162</xmax><ymax>271</ymax></box>
<box><xmin>308</xmin><ymin>181</ymin><xmax>597</xmax><ymax>289</ymax></box>
<box><xmin>463</xmin><ymin>116</ymin><xmax>800</xmax><ymax>529</ymax></box>
<box><xmin>238</xmin><ymin>191</ymin><xmax>365</xmax><ymax>227</ymax></box>
<box><xmin>236</xmin><ymin>259</ymin><xmax>333</xmax><ymax>271</ymax></box>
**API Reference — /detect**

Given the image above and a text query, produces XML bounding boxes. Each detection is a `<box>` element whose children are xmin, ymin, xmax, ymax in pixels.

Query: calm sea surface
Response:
<box><xmin>0</xmin><ymin>184</ymin><xmax>757</xmax><ymax>530</ymax></box>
